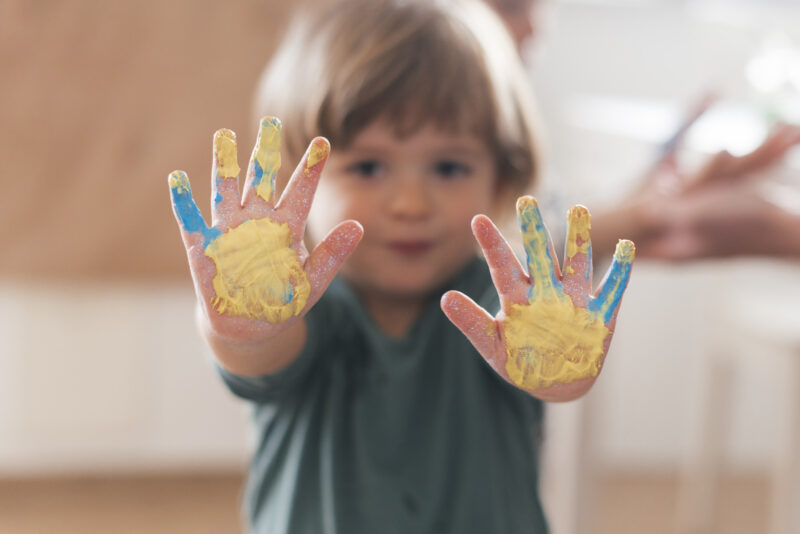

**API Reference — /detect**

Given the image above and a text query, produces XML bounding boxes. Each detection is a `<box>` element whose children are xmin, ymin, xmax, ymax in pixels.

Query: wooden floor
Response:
<box><xmin>0</xmin><ymin>472</ymin><xmax>768</xmax><ymax>534</ymax></box>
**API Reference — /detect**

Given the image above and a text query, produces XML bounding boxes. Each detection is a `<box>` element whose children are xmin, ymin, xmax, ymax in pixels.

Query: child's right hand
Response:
<box><xmin>168</xmin><ymin>117</ymin><xmax>363</xmax><ymax>342</ymax></box>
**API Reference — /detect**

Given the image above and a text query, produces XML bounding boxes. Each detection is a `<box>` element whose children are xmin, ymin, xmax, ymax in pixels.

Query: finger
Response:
<box><xmin>441</xmin><ymin>290</ymin><xmax>504</xmax><ymax>368</ymax></box>
<box><xmin>588</xmin><ymin>239</ymin><xmax>635</xmax><ymax>324</ymax></box>
<box><xmin>275</xmin><ymin>137</ymin><xmax>331</xmax><ymax>230</ymax></box>
<box><xmin>516</xmin><ymin>196</ymin><xmax>562</xmax><ymax>300</ymax></box>
<box><xmin>728</xmin><ymin>123</ymin><xmax>800</xmax><ymax>177</ymax></box>
<box><xmin>305</xmin><ymin>220</ymin><xmax>364</xmax><ymax>303</ymax></box>
<box><xmin>690</xmin><ymin>149</ymin><xmax>733</xmax><ymax>189</ymax></box>
<box><xmin>168</xmin><ymin>170</ymin><xmax>221</xmax><ymax>248</ymax></box>
<box><xmin>561</xmin><ymin>205</ymin><xmax>592</xmax><ymax>305</ymax></box>
<box><xmin>242</xmin><ymin>116</ymin><xmax>282</xmax><ymax>208</ymax></box>
<box><xmin>471</xmin><ymin>214</ymin><xmax>528</xmax><ymax>307</ymax></box>
<box><xmin>210</xmin><ymin>128</ymin><xmax>242</xmax><ymax>227</ymax></box>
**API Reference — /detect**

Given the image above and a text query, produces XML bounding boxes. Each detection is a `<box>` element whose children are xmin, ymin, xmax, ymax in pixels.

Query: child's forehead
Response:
<box><xmin>342</xmin><ymin>118</ymin><xmax>491</xmax><ymax>154</ymax></box>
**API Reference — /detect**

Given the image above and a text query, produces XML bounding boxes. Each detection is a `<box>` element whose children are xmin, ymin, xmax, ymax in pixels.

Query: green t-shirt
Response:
<box><xmin>218</xmin><ymin>257</ymin><xmax>548</xmax><ymax>534</ymax></box>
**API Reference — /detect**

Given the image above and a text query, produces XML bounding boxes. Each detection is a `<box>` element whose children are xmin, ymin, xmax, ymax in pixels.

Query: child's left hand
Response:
<box><xmin>441</xmin><ymin>196</ymin><xmax>635</xmax><ymax>401</ymax></box>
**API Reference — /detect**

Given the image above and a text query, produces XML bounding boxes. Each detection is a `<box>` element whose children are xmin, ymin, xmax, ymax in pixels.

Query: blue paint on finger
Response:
<box><xmin>588</xmin><ymin>240</ymin><xmax>635</xmax><ymax>323</ymax></box>
<box><xmin>169</xmin><ymin>171</ymin><xmax>221</xmax><ymax>248</ymax></box>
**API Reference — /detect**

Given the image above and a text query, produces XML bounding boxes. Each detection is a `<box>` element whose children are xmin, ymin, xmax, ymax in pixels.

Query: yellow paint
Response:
<box><xmin>503</xmin><ymin>294</ymin><xmax>611</xmax><ymax>390</ymax></box>
<box><xmin>566</xmin><ymin>205</ymin><xmax>591</xmax><ymax>259</ymax></box>
<box><xmin>592</xmin><ymin>239</ymin><xmax>636</xmax><ymax>322</ymax></box>
<box><xmin>615</xmin><ymin>239</ymin><xmax>635</xmax><ymax>263</ymax></box>
<box><xmin>205</xmin><ymin>217</ymin><xmax>310</xmax><ymax>323</ymax></box>
<box><xmin>305</xmin><ymin>139</ymin><xmax>329</xmax><ymax>173</ymax></box>
<box><xmin>517</xmin><ymin>196</ymin><xmax>558</xmax><ymax>299</ymax></box>
<box><xmin>169</xmin><ymin>171</ymin><xmax>189</xmax><ymax>193</ymax></box>
<box><xmin>214</xmin><ymin>129</ymin><xmax>241</xmax><ymax>178</ymax></box>
<box><xmin>254</xmin><ymin>117</ymin><xmax>281</xmax><ymax>202</ymax></box>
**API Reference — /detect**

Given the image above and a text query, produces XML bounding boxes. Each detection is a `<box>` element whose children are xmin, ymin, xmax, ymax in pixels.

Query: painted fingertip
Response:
<box><xmin>515</xmin><ymin>195</ymin><xmax>538</xmax><ymax>214</ymax></box>
<box><xmin>614</xmin><ymin>239</ymin><xmax>636</xmax><ymax>263</ymax></box>
<box><xmin>168</xmin><ymin>170</ymin><xmax>190</xmax><ymax>193</ymax></box>
<box><xmin>213</xmin><ymin>128</ymin><xmax>241</xmax><ymax>178</ymax></box>
<box><xmin>305</xmin><ymin>137</ymin><xmax>330</xmax><ymax>172</ymax></box>
<box><xmin>566</xmin><ymin>205</ymin><xmax>591</xmax><ymax>260</ymax></box>
<box><xmin>567</xmin><ymin>204</ymin><xmax>591</xmax><ymax>223</ymax></box>
<box><xmin>252</xmin><ymin>117</ymin><xmax>282</xmax><ymax>202</ymax></box>
<box><xmin>256</xmin><ymin>117</ymin><xmax>282</xmax><ymax>170</ymax></box>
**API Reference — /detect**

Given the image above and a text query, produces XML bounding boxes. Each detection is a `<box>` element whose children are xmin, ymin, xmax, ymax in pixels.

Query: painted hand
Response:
<box><xmin>441</xmin><ymin>196</ymin><xmax>635</xmax><ymax>401</ymax></box>
<box><xmin>169</xmin><ymin>117</ymin><xmax>363</xmax><ymax>339</ymax></box>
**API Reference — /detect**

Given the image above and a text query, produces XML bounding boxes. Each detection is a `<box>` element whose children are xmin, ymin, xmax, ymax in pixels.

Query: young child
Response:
<box><xmin>168</xmin><ymin>0</ymin><xmax>634</xmax><ymax>532</ymax></box>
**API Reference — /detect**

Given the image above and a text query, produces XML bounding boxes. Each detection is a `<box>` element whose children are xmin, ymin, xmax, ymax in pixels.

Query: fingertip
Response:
<box><xmin>342</xmin><ymin>219</ymin><xmax>364</xmax><ymax>243</ymax></box>
<box><xmin>168</xmin><ymin>170</ymin><xmax>189</xmax><ymax>189</ymax></box>
<box><xmin>260</xmin><ymin>116</ymin><xmax>282</xmax><ymax>131</ymax></box>
<box><xmin>471</xmin><ymin>213</ymin><xmax>493</xmax><ymax>234</ymax></box>
<box><xmin>440</xmin><ymin>290</ymin><xmax>462</xmax><ymax>313</ymax></box>
<box><xmin>213</xmin><ymin>128</ymin><xmax>241</xmax><ymax>178</ymax></box>
<box><xmin>516</xmin><ymin>195</ymin><xmax>538</xmax><ymax>213</ymax></box>
<box><xmin>567</xmin><ymin>204</ymin><xmax>591</xmax><ymax>222</ymax></box>
<box><xmin>614</xmin><ymin>239</ymin><xmax>636</xmax><ymax>263</ymax></box>
<box><xmin>306</xmin><ymin>137</ymin><xmax>330</xmax><ymax>171</ymax></box>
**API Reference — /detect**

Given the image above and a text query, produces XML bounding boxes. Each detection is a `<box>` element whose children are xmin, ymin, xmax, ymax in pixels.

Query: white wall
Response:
<box><xmin>0</xmin><ymin>283</ymin><xmax>250</xmax><ymax>475</ymax></box>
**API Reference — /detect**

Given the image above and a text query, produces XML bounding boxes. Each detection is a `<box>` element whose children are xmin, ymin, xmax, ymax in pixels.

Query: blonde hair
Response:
<box><xmin>255</xmin><ymin>0</ymin><xmax>542</xmax><ymax>199</ymax></box>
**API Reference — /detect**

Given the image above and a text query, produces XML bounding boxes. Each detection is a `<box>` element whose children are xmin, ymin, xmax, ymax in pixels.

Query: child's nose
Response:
<box><xmin>387</xmin><ymin>177</ymin><xmax>432</xmax><ymax>219</ymax></box>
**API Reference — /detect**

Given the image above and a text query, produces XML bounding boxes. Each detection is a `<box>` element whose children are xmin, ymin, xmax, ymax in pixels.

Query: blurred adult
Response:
<box><xmin>487</xmin><ymin>0</ymin><xmax>800</xmax><ymax>260</ymax></box>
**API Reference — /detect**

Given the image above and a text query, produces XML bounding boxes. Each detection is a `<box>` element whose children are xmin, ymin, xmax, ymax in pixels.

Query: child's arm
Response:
<box><xmin>169</xmin><ymin>117</ymin><xmax>363</xmax><ymax>377</ymax></box>
<box><xmin>441</xmin><ymin>196</ymin><xmax>634</xmax><ymax>402</ymax></box>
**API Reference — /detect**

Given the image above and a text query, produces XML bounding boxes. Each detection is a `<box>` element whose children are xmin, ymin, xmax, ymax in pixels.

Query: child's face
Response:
<box><xmin>308</xmin><ymin>120</ymin><xmax>500</xmax><ymax>299</ymax></box>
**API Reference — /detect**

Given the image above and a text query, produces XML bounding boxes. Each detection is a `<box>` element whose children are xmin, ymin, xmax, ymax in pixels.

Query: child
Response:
<box><xmin>168</xmin><ymin>0</ymin><xmax>634</xmax><ymax>532</ymax></box>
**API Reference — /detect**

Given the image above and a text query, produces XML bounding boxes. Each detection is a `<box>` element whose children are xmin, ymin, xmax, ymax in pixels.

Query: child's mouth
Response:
<box><xmin>387</xmin><ymin>240</ymin><xmax>434</xmax><ymax>256</ymax></box>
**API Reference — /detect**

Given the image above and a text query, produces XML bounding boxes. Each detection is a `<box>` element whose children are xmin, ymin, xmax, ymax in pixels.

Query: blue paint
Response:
<box><xmin>584</xmin><ymin>244</ymin><xmax>593</xmax><ymax>281</ymax></box>
<box><xmin>170</xmin><ymin>177</ymin><xmax>221</xmax><ymax>248</ymax></box>
<box><xmin>519</xmin><ymin>202</ymin><xmax>562</xmax><ymax>296</ymax></box>
<box><xmin>283</xmin><ymin>284</ymin><xmax>294</xmax><ymax>304</ymax></box>
<box><xmin>252</xmin><ymin>160</ymin><xmax>264</xmax><ymax>188</ymax></box>
<box><xmin>588</xmin><ymin>256</ymin><xmax>632</xmax><ymax>323</ymax></box>
<box><xmin>214</xmin><ymin>191</ymin><xmax>223</xmax><ymax>204</ymax></box>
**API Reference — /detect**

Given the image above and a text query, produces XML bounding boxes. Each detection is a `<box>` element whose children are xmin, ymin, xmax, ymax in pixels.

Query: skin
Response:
<box><xmin>441</xmin><ymin>198</ymin><xmax>634</xmax><ymax>401</ymax></box>
<box><xmin>168</xmin><ymin>117</ymin><xmax>363</xmax><ymax>376</ymax></box>
<box><xmin>170</xmin><ymin>117</ymin><xmax>636</xmax><ymax>401</ymax></box>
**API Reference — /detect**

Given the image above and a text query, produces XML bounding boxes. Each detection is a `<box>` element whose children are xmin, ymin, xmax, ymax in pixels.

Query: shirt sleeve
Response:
<box><xmin>214</xmin><ymin>290</ymin><xmax>334</xmax><ymax>403</ymax></box>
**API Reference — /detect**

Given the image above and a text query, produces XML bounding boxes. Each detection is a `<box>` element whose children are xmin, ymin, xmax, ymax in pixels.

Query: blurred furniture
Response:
<box><xmin>677</xmin><ymin>264</ymin><xmax>800</xmax><ymax>534</ymax></box>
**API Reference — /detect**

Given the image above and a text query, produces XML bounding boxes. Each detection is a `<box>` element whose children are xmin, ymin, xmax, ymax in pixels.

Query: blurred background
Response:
<box><xmin>1</xmin><ymin>0</ymin><xmax>799</xmax><ymax>533</ymax></box>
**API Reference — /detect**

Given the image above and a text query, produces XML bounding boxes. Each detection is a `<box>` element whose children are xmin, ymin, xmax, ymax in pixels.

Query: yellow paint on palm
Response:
<box><xmin>205</xmin><ymin>217</ymin><xmax>310</xmax><ymax>323</ymax></box>
<box><xmin>214</xmin><ymin>129</ymin><xmax>241</xmax><ymax>178</ymax></box>
<box><xmin>503</xmin><ymin>294</ymin><xmax>610</xmax><ymax>390</ymax></box>
<box><xmin>254</xmin><ymin>118</ymin><xmax>281</xmax><ymax>202</ymax></box>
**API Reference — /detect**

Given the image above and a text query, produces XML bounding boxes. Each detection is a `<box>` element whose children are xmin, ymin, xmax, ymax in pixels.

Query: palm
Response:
<box><xmin>442</xmin><ymin>196</ymin><xmax>635</xmax><ymax>400</ymax></box>
<box><xmin>168</xmin><ymin>117</ymin><xmax>362</xmax><ymax>340</ymax></box>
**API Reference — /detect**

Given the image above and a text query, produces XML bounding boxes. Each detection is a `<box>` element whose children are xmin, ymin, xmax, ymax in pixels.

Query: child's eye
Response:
<box><xmin>433</xmin><ymin>160</ymin><xmax>471</xmax><ymax>179</ymax></box>
<box><xmin>347</xmin><ymin>160</ymin><xmax>383</xmax><ymax>179</ymax></box>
